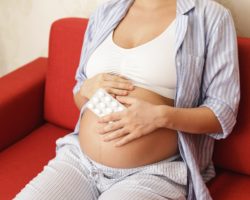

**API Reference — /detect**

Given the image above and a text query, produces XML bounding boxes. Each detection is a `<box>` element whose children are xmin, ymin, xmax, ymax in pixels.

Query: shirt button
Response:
<box><xmin>177</xmin><ymin>61</ymin><xmax>181</xmax><ymax>66</ymax></box>
<box><xmin>90</xmin><ymin>169</ymin><xmax>98</xmax><ymax>177</ymax></box>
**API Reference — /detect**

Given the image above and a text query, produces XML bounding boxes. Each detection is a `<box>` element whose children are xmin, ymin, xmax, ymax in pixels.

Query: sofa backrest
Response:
<box><xmin>213</xmin><ymin>38</ymin><xmax>250</xmax><ymax>176</ymax></box>
<box><xmin>44</xmin><ymin>18</ymin><xmax>88</xmax><ymax>130</ymax></box>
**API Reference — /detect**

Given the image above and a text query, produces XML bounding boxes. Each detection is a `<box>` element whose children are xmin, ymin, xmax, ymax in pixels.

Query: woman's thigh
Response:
<box><xmin>98</xmin><ymin>173</ymin><xmax>187</xmax><ymax>200</ymax></box>
<box><xmin>13</xmin><ymin>144</ymin><xmax>99</xmax><ymax>200</ymax></box>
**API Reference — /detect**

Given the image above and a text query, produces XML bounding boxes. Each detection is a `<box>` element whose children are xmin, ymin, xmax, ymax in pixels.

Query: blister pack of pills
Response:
<box><xmin>86</xmin><ymin>88</ymin><xmax>127</xmax><ymax>118</ymax></box>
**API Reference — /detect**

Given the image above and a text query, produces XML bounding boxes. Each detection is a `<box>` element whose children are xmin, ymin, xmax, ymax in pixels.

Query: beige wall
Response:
<box><xmin>0</xmin><ymin>0</ymin><xmax>249</xmax><ymax>77</ymax></box>
<box><xmin>0</xmin><ymin>0</ymin><xmax>107</xmax><ymax>77</ymax></box>
<box><xmin>217</xmin><ymin>0</ymin><xmax>250</xmax><ymax>37</ymax></box>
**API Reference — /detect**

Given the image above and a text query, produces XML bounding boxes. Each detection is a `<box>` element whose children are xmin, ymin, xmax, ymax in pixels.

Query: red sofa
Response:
<box><xmin>0</xmin><ymin>18</ymin><xmax>249</xmax><ymax>200</ymax></box>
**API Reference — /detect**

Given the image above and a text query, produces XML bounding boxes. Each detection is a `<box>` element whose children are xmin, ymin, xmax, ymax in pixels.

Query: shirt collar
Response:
<box><xmin>177</xmin><ymin>0</ymin><xmax>195</xmax><ymax>15</ymax></box>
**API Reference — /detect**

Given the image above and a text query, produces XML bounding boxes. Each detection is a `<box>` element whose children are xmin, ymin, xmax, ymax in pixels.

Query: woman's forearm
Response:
<box><xmin>156</xmin><ymin>105</ymin><xmax>223</xmax><ymax>134</ymax></box>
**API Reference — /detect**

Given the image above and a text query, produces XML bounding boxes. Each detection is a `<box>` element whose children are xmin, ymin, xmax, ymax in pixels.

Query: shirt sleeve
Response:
<box><xmin>199</xmin><ymin>8</ymin><xmax>240</xmax><ymax>140</ymax></box>
<box><xmin>72</xmin><ymin>12</ymin><xmax>95</xmax><ymax>95</ymax></box>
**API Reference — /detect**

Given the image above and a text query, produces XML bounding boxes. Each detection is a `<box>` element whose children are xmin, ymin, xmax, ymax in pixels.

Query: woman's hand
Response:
<box><xmin>80</xmin><ymin>73</ymin><xmax>134</xmax><ymax>99</ymax></box>
<box><xmin>97</xmin><ymin>96</ymin><xmax>161</xmax><ymax>147</ymax></box>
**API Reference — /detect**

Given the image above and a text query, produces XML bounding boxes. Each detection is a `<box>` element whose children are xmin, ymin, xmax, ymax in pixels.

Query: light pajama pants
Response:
<box><xmin>14</xmin><ymin>134</ymin><xmax>187</xmax><ymax>200</ymax></box>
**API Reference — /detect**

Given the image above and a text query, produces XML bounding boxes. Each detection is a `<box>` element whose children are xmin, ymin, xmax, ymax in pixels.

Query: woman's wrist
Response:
<box><xmin>154</xmin><ymin>104</ymin><xmax>173</xmax><ymax>129</ymax></box>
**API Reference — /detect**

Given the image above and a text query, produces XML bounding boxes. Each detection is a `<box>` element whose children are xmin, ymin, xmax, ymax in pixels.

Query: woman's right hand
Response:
<box><xmin>80</xmin><ymin>73</ymin><xmax>135</xmax><ymax>99</ymax></box>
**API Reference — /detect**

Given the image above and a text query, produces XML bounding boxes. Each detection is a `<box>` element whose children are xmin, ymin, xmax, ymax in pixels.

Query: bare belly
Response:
<box><xmin>79</xmin><ymin>86</ymin><xmax>179</xmax><ymax>168</ymax></box>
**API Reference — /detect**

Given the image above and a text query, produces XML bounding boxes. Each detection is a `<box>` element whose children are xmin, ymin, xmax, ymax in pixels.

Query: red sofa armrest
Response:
<box><xmin>0</xmin><ymin>58</ymin><xmax>47</xmax><ymax>151</ymax></box>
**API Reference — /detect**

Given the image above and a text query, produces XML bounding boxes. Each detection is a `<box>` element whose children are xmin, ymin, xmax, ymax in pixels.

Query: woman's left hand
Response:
<box><xmin>97</xmin><ymin>95</ymin><xmax>161</xmax><ymax>147</ymax></box>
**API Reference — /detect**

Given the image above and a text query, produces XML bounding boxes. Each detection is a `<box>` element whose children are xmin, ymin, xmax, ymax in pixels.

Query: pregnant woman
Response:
<box><xmin>14</xmin><ymin>0</ymin><xmax>240</xmax><ymax>199</ymax></box>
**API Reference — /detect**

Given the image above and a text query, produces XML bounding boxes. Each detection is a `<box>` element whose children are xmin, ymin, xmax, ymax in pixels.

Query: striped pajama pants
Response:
<box><xmin>14</xmin><ymin>134</ymin><xmax>187</xmax><ymax>200</ymax></box>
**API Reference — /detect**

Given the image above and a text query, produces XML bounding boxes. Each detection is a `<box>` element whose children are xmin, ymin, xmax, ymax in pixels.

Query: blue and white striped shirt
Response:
<box><xmin>57</xmin><ymin>0</ymin><xmax>240</xmax><ymax>199</ymax></box>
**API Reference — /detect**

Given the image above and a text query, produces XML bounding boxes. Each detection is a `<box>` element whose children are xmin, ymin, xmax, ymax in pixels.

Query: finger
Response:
<box><xmin>104</xmin><ymin>87</ymin><xmax>129</xmax><ymax>96</ymax></box>
<box><xmin>103</xmin><ymin>128</ymin><xmax>129</xmax><ymax>142</ymax></box>
<box><xmin>116</xmin><ymin>96</ymin><xmax>137</xmax><ymax>105</ymax></box>
<box><xmin>98</xmin><ymin>111</ymin><xmax>123</xmax><ymax>123</ymax></box>
<box><xmin>105</xmin><ymin>81</ymin><xmax>134</xmax><ymax>91</ymax></box>
<box><xmin>98</xmin><ymin>120</ymin><xmax>124</xmax><ymax>134</ymax></box>
<box><xmin>104</xmin><ymin>73</ymin><xmax>133</xmax><ymax>83</ymax></box>
<box><xmin>115</xmin><ymin>132</ymin><xmax>140</xmax><ymax>147</ymax></box>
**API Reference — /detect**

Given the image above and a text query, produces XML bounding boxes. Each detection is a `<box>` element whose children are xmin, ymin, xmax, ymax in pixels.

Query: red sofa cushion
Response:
<box><xmin>213</xmin><ymin>38</ymin><xmax>250</xmax><ymax>176</ymax></box>
<box><xmin>44</xmin><ymin>18</ymin><xmax>88</xmax><ymax>130</ymax></box>
<box><xmin>208</xmin><ymin>170</ymin><xmax>250</xmax><ymax>200</ymax></box>
<box><xmin>0</xmin><ymin>58</ymin><xmax>47</xmax><ymax>151</ymax></box>
<box><xmin>0</xmin><ymin>123</ymin><xmax>69</xmax><ymax>200</ymax></box>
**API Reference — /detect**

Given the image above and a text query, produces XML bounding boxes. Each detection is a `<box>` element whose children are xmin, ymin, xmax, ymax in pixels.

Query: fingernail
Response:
<box><xmin>98</xmin><ymin>130</ymin><xmax>102</xmax><ymax>134</ymax></box>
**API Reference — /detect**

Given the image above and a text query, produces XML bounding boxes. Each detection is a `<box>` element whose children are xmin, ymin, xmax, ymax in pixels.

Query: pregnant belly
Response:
<box><xmin>79</xmin><ymin>86</ymin><xmax>179</xmax><ymax>168</ymax></box>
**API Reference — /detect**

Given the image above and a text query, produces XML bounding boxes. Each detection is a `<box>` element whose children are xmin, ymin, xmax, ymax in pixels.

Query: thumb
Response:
<box><xmin>116</xmin><ymin>95</ymin><xmax>136</xmax><ymax>105</ymax></box>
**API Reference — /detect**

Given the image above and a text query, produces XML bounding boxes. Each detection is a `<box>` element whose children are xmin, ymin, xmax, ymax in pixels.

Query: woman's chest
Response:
<box><xmin>112</xmin><ymin>3</ymin><xmax>176</xmax><ymax>49</ymax></box>
<box><xmin>86</xmin><ymin>29</ymin><xmax>177</xmax><ymax>89</ymax></box>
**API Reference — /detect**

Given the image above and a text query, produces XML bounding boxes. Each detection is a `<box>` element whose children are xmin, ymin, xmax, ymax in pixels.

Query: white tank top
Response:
<box><xmin>85</xmin><ymin>19</ymin><xmax>177</xmax><ymax>99</ymax></box>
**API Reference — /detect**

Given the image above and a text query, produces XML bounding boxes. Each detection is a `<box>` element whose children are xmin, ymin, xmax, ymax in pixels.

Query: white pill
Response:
<box><xmin>98</xmin><ymin>90</ymin><xmax>105</xmax><ymax>97</ymax></box>
<box><xmin>99</xmin><ymin>113</ymin><xmax>106</xmax><ymax>117</ymax></box>
<box><xmin>93</xmin><ymin>97</ymin><xmax>99</xmax><ymax>104</ymax></box>
<box><xmin>95</xmin><ymin>108</ymin><xmax>102</xmax><ymax>115</ymax></box>
<box><xmin>106</xmin><ymin>107</ymin><xmax>113</xmax><ymax>114</ymax></box>
<box><xmin>99</xmin><ymin>102</ymin><xmax>106</xmax><ymax>109</ymax></box>
<box><xmin>117</xmin><ymin>106</ymin><xmax>124</xmax><ymax>111</ymax></box>
<box><xmin>104</xmin><ymin>96</ymin><xmax>112</xmax><ymax>102</ymax></box>
<box><xmin>111</xmin><ymin>101</ymin><xmax>118</xmax><ymax>108</ymax></box>
<box><xmin>88</xmin><ymin>102</ymin><xmax>94</xmax><ymax>109</ymax></box>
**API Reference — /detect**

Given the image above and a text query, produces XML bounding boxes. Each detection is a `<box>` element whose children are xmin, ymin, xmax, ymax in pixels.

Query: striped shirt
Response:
<box><xmin>58</xmin><ymin>0</ymin><xmax>240</xmax><ymax>199</ymax></box>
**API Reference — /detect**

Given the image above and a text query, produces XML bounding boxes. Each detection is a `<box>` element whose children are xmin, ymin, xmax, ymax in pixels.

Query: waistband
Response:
<box><xmin>83</xmin><ymin>152</ymin><xmax>187</xmax><ymax>186</ymax></box>
<box><xmin>85</xmin><ymin>153</ymin><xmax>181</xmax><ymax>170</ymax></box>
